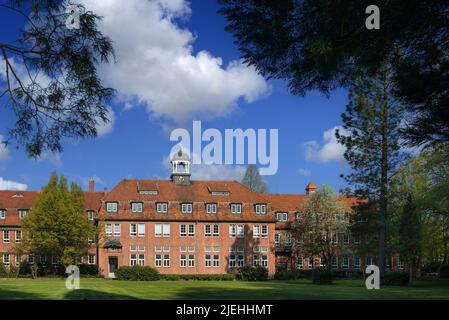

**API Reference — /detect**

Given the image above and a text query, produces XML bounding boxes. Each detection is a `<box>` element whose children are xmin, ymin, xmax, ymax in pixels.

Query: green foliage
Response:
<box><xmin>219</xmin><ymin>0</ymin><xmax>449</xmax><ymax>147</ymax></box>
<box><xmin>18</xmin><ymin>261</ymin><xmax>32</xmax><ymax>277</ymax></box>
<box><xmin>22</xmin><ymin>173</ymin><xmax>96</xmax><ymax>266</ymax></box>
<box><xmin>0</xmin><ymin>263</ymin><xmax>7</xmax><ymax>278</ymax></box>
<box><xmin>0</xmin><ymin>0</ymin><xmax>115</xmax><ymax>156</ymax></box>
<box><xmin>161</xmin><ymin>274</ymin><xmax>235</xmax><ymax>281</ymax></box>
<box><xmin>236</xmin><ymin>266</ymin><xmax>268</xmax><ymax>281</ymax></box>
<box><xmin>241</xmin><ymin>165</ymin><xmax>267</xmax><ymax>193</ymax></box>
<box><xmin>381</xmin><ymin>272</ymin><xmax>409</xmax><ymax>286</ymax></box>
<box><xmin>274</xmin><ymin>270</ymin><xmax>312</xmax><ymax>280</ymax></box>
<box><xmin>78</xmin><ymin>264</ymin><xmax>99</xmax><ymax>276</ymax></box>
<box><xmin>312</xmin><ymin>269</ymin><xmax>333</xmax><ymax>284</ymax></box>
<box><xmin>439</xmin><ymin>265</ymin><xmax>449</xmax><ymax>279</ymax></box>
<box><xmin>115</xmin><ymin>266</ymin><xmax>160</xmax><ymax>281</ymax></box>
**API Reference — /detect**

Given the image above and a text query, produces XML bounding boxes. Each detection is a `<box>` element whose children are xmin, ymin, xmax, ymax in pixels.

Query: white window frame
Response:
<box><xmin>236</xmin><ymin>225</ymin><xmax>245</xmax><ymax>238</ymax></box>
<box><xmin>106</xmin><ymin>202</ymin><xmax>118</xmax><ymax>213</ymax></box>
<box><xmin>354</xmin><ymin>256</ymin><xmax>361</xmax><ymax>268</ymax></box>
<box><xmin>105</xmin><ymin>223</ymin><xmax>112</xmax><ymax>236</ymax></box>
<box><xmin>229</xmin><ymin>254</ymin><xmax>236</xmax><ymax>268</ymax></box>
<box><xmin>212</xmin><ymin>254</ymin><xmax>220</xmax><ymax>267</ymax></box>
<box><xmin>156</xmin><ymin>202</ymin><xmax>168</xmax><ymax>214</ymax></box>
<box><xmin>88</xmin><ymin>255</ymin><xmax>95</xmax><ymax>265</ymax></box>
<box><xmin>255</xmin><ymin>204</ymin><xmax>266</xmax><ymax>215</ymax></box>
<box><xmin>87</xmin><ymin>210</ymin><xmax>95</xmax><ymax>221</ymax></box>
<box><xmin>113</xmin><ymin>223</ymin><xmax>121</xmax><ymax>236</ymax></box>
<box><xmin>343</xmin><ymin>256</ymin><xmax>350</xmax><ymax>269</ymax></box>
<box><xmin>137</xmin><ymin>224</ymin><xmax>145</xmax><ymax>237</ymax></box>
<box><xmin>276</xmin><ymin>212</ymin><xmax>288</xmax><ymax>222</ymax></box>
<box><xmin>28</xmin><ymin>254</ymin><xmax>34</xmax><ymax>265</ymax></box>
<box><xmin>163</xmin><ymin>224</ymin><xmax>170</xmax><ymax>237</ymax></box>
<box><xmin>297</xmin><ymin>256</ymin><xmax>304</xmax><ymax>269</ymax></box>
<box><xmin>205</xmin><ymin>254</ymin><xmax>212</xmax><ymax>267</ymax></box>
<box><xmin>163</xmin><ymin>254</ymin><xmax>170</xmax><ymax>267</ymax></box>
<box><xmin>3</xmin><ymin>230</ymin><xmax>10</xmax><ymax>243</ymax></box>
<box><xmin>15</xmin><ymin>230</ymin><xmax>22</xmax><ymax>243</ymax></box>
<box><xmin>206</xmin><ymin>203</ymin><xmax>217</xmax><ymax>214</ymax></box>
<box><xmin>213</xmin><ymin>224</ymin><xmax>219</xmax><ymax>237</ymax></box>
<box><xmin>131</xmin><ymin>202</ymin><xmax>143</xmax><ymax>213</ymax></box>
<box><xmin>331</xmin><ymin>256</ymin><xmax>338</xmax><ymax>269</ymax></box>
<box><xmin>253</xmin><ymin>225</ymin><xmax>260</xmax><ymax>238</ymax></box>
<box><xmin>155</xmin><ymin>254</ymin><xmax>162</xmax><ymax>267</ymax></box>
<box><xmin>180</xmin><ymin>224</ymin><xmax>187</xmax><ymax>237</ymax></box>
<box><xmin>188</xmin><ymin>254</ymin><xmax>195</xmax><ymax>267</ymax></box>
<box><xmin>261</xmin><ymin>225</ymin><xmax>268</xmax><ymax>238</ymax></box>
<box><xmin>230</xmin><ymin>203</ymin><xmax>242</xmax><ymax>215</ymax></box>
<box><xmin>130</xmin><ymin>224</ymin><xmax>137</xmax><ymax>237</ymax></box>
<box><xmin>237</xmin><ymin>254</ymin><xmax>245</xmax><ymax>267</ymax></box>
<box><xmin>343</xmin><ymin>233</ymin><xmax>350</xmax><ymax>244</ymax></box>
<box><xmin>0</xmin><ymin>209</ymin><xmax>6</xmax><ymax>220</ymax></box>
<box><xmin>155</xmin><ymin>224</ymin><xmax>163</xmax><ymax>237</ymax></box>
<box><xmin>3</xmin><ymin>253</ymin><xmax>10</xmax><ymax>266</ymax></box>
<box><xmin>229</xmin><ymin>224</ymin><xmax>236</xmax><ymax>237</ymax></box>
<box><xmin>204</xmin><ymin>224</ymin><xmax>212</xmax><ymax>237</ymax></box>
<box><xmin>188</xmin><ymin>224</ymin><xmax>195</xmax><ymax>237</ymax></box>
<box><xmin>181</xmin><ymin>203</ymin><xmax>193</xmax><ymax>214</ymax></box>
<box><xmin>18</xmin><ymin>209</ymin><xmax>28</xmax><ymax>219</ymax></box>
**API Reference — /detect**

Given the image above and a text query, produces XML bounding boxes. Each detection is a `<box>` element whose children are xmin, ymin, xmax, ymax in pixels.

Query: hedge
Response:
<box><xmin>161</xmin><ymin>274</ymin><xmax>235</xmax><ymax>281</ymax></box>
<box><xmin>236</xmin><ymin>266</ymin><xmax>268</xmax><ymax>281</ymax></box>
<box><xmin>115</xmin><ymin>265</ymin><xmax>160</xmax><ymax>281</ymax></box>
<box><xmin>381</xmin><ymin>272</ymin><xmax>409</xmax><ymax>286</ymax></box>
<box><xmin>312</xmin><ymin>269</ymin><xmax>333</xmax><ymax>284</ymax></box>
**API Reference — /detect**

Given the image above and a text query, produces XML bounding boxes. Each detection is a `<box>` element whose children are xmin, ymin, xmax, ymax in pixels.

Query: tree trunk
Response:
<box><xmin>378</xmin><ymin>68</ymin><xmax>389</xmax><ymax>277</ymax></box>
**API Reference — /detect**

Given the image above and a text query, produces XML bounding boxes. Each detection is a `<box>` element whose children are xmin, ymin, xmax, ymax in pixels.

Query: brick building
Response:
<box><xmin>1</xmin><ymin>150</ymin><xmax>403</xmax><ymax>277</ymax></box>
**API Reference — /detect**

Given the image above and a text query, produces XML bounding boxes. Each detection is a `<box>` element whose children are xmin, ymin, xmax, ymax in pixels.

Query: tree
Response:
<box><xmin>219</xmin><ymin>0</ymin><xmax>449</xmax><ymax>147</ymax></box>
<box><xmin>241</xmin><ymin>165</ymin><xmax>267</xmax><ymax>193</ymax></box>
<box><xmin>398</xmin><ymin>194</ymin><xmax>422</xmax><ymax>284</ymax></box>
<box><xmin>0</xmin><ymin>0</ymin><xmax>115</xmax><ymax>156</ymax></box>
<box><xmin>21</xmin><ymin>172</ymin><xmax>95</xmax><ymax>266</ymax></box>
<box><xmin>293</xmin><ymin>185</ymin><xmax>349</xmax><ymax>279</ymax></box>
<box><xmin>336</xmin><ymin>65</ymin><xmax>405</xmax><ymax>275</ymax></box>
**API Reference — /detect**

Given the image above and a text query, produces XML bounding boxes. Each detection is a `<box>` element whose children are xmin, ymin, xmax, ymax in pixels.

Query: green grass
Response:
<box><xmin>0</xmin><ymin>278</ymin><xmax>448</xmax><ymax>300</ymax></box>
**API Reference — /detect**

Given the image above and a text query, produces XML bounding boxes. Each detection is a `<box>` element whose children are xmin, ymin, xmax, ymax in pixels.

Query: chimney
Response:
<box><xmin>104</xmin><ymin>186</ymin><xmax>108</xmax><ymax>194</ymax></box>
<box><xmin>305</xmin><ymin>182</ymin><xmax>317</xmax><ymax>195</ymax></box>
<box><xmin>88</xmin><ymin>178</ymin><xmax>95</xmax><ymax>193</ymax></box>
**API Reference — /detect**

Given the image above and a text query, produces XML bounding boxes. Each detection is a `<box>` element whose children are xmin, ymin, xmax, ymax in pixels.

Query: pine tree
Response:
<box><xmin>241</xmin><ymin>165</ymin><xmax>267</xmax><ymax>193</ymax></box>
<box><xmin>21</xmin><ymin>173</ymin><xmax>95</xmax><ymax>266</ymax></box>
<box><xmin>336</xmin><ymin>65</ymin><xmax>405</xmax><ymax>275</ymax></box>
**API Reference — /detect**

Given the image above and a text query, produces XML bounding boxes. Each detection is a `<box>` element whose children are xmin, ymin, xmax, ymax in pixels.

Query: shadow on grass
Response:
<box><xmin>64</xmin><ymin>289</ymin><xmax>140</xmax><ymax>300</ymax></box>
<box><xmin>0</xmin><ymin>288</ymin><xmax>43</xmax><ymax>300</ymax></box>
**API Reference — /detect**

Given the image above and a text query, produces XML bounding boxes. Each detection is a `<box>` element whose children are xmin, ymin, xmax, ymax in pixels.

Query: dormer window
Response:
<box><xmin>18</xmin><ymin>209</ymin><xmax>28</xmax><ymax>219</ymax></box>
<box><xmin>131</xmin><ymin>202</ymin><xmax>143</xmax><ymax>213</ymax></box>
<box><xmin>156</xmin><ymin>202</ymin><xmax>168</xmax><ymax>214</ymax></box>
<box><xmin>255</xmin><ymin>204</ymin><xmax>266</xmax><ymax>215</ymax></box>
<box><xmin>211</xmin><ymin>191</ymin><xmax>230</xmax><ymax>196</ymax></box>
<box><xmin>205</xmin><ymin>203</ymin><xmax>217</xmax><ymax>215</ymax></box>
<box><xmin>106</xmin><ymin>202</ymin><xmax>118</xmax><ymax>213</ymax></box>
<box><xmin>0</xmin><ymin>209</ymin><xmax>6</xmax><ymax>220</ymax></box>
<box><xmin>139</xmin><ymin>190</ymin><xmax>158</xmax><ymax>195</ymax></box>
<box><xmin>230</xmin><ymin>204</ymin><xmax>242</xmax><ymax>215</ymax></box>
<box><xmin>276</xmin><ymin>212</ymin><xmax>288</xmax><ymax>222</ymax></box>
<box><xmin>87</xmin><ymin>210</ymin><xmax>96</xmax><ymax>221</ymax></box>
<box><xmin>181</xmin><ymin>203</ymin><xmax>193</xmax><ymax>214</ymax></box>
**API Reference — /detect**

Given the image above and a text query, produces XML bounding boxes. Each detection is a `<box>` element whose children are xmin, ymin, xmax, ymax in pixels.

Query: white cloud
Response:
<box><xmin>297</xmin><ymin>168</ymin><xmax>311</xmax><ymax>177</ymax></box>
<box><xmin>35</xmin><ymin>151</ymin><xmax>62</xmax><ymax>167</ymax></box>
<box><xmin>0</xmin><ymin>177</ymin><xmax>28</xmax><ymax>190</ymax></box>
<box><xmin>0</xmin><ymin>135</ymin><xmax>9</xmax><ymax>161</ymax></box>
<box><xmin>190</xmin><ymin>164</ymin><xmax>246</xmax><ymax>181</ymax></box>
<box><xmin>304</xmin><ymin>126</ymin><xmax>348</xmax><ymax>163</ymax></box>
<box><xmin>96</xmin><ymin>107</ymin><xmax>115</xmax><ymax>137</ymax></box>
<box><xmin>81</xmin><ymin>0</ymin><xmax>270</xmax><ymax>123</ymax></box>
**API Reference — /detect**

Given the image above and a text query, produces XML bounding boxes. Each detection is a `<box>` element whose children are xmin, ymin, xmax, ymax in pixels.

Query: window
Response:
<box><xmin>253</xmin><ymin>225</ymin><xmax>260</xmax><ymax>238</ymax></box>
<box><xmin>230</xmin><ymin>203</ymin><xmax>242</xmax><ymax>215</ymax></box>
<box><xmin>40</xmin><ymin>256</ymin><xmax>46</xmax><ymax>264</ymax></box>
<box><xmin>180</xmin><ymin>254</ymin><xmax>187</xmax><ymax>267</ymax></box>
<box><xmin>156</xmin><ymin>202</ymin><xmax>168</xmax><ymax>213</ymax></box>
<box><xmin>275</xmin><ymin>234</ymin><xmax>280</xmax><ymax>246</ymax></box>
<box><xmin>131</xmin><ymin>202</ymin><xmax>143</xmax><ymax>213</ymax></box>
<box><xmin>88</xmin><ymin>255</ymin><xmax>95</xmax><ymax>265</ymax></box>
<box><xmin>261</xmin><ymin>255</ymin><xmax>268</xmax><ymax>268</ymax></box>
<box><xmin>188</xmin><ymin>254</ymin><xmax>195</xmax><ymax>267</ymax></box>
<box><xmin>331</xmin><ymin>256</ymin><xmax>338</xmax><ymax>269</ymax></box>
<box><xmin>130</xmin><ymin>254</ymin><xmax>137</xmax><ymax>266</ymax></box>
<box><xmin>18</xmin><ymin>209</ymin><xmax>28</xmax><ymax>219</ymax></box>
<box><xmin>106</xmin><ymin>202</ymin><xmax>118</xmax><ymax>213</ymax></box>
<box><xmin>180</xmin><ymin>224</ymin><xmax>187</xmax><ymax>237</ymax></box>
<box><xmin>331</xmin><ymin>233</ymin><xmax>338</xmax><ymax>244</ymax></box>
<box><xmin>163</xmin><ymin>254</ymin><xmax>170</xmax><ymax>267</ymax></box>
<box><xmin>155</xmin><ymin>254</ymin><xmax>162</xmax><ymax>267</ymax></box>
<box><xmin>3</xmin><ymin>230</ymin><xmax>10</xmax><ymax>243</ymax></box>
<box><xmin>308</xmin><ymin>257</ymin><xmax>314</xmax><ymax>269</ymax></box>
<box><xmin>253</xmin><ymin>255</ymin><xmax>260</xmax><ymax>267</ymax></box>
<box><xmin>343</xmin><ymin>256</ymin><xmax>349</xmax><ymax>269</ymax></box>
<box><xmin>204</xmin><ymin>224</ymin><xmax>211</xmax><ymax>237</ymax></box>
<box><xmin>137</xmin><ymin>224</ymin><xmax>145</xmax><ymax>237</ymax></box>
<box><xmin>255</xmin><ymin>204</ymin><xmax>266</xmax><ymax>215</ymax></box>
<box><xmin>155</xmin><ymin>224</ymin><xmax>170</xmax><ymax>237</ymax></box>
<box><xmin>52</xmin><ymin>256</ymin><xmax>59</xmax><ymax>265</ymax></box>
<box><xmin>15</xmin><ymin>255</ymin><xmax>21</xmax><ymax>266</ymax></box>
<box><xmin>3</xmin><ymin>254</ymin><xmax>10</xmax><ymax>266</ymax></box>
<box><xmin>320</xmin><ymin>257</ymin><xmax>325</xmax><ymax>268</ymax></box>
<box><xmin>237</xmin><ymin>225</ymin><xmax>245</xmax><ymax>238</ymax></box>
<box><xmin>229</xmin><ymin>224</ymin><xmax>236</xmax><ymax>237</ymax></box>
<box><xmin>366</xmin><ymin>256</ymin><xmax>373</xmax><ymax>266</ymax></box>
<box><xmin>276</xmin><ymin>212</ymin><xmax>288</xmax><ymax>222</ymax></box>
<box><xmin>114</xmin><ymin>224</ymin><xmax>121</xmax><ymax>236</ymax></box>
<box><xmin>237</xmin><ymin>255</ymin><xmax>245</xmax><ymax>267</ymax></box>
<box><xmin>188</xmin><ymin>224</ymin><xmax>195</xmax><ymax>237</ymax></box>
<box><xmin>87</xmin><ymin>210</ymin><xmax>95</xmax><ymax>221</ymax></box>
<box><xmin>205</xmin><ymin>254</ymin><xmax>212</xmax><ymax>267</ymax></box>
<box><xmin>205</xmin><ymin>203</ymin><xmax>217</xmax><ymax>214</ymax></box>
<box><xmin>213</xmin><ymin>224</ymin><xmax>219</xmax><ymax>237</ymax></box>
<box><xmin>28</xmin><ymin>254</ymin><xmax>34</xmax><ymax>264</ymax></box>
<box><xmin>354</xmin><ymin>235</ymin><xmax>361</xmax><ymax>244</ymax></box>
<box><xmin>261</xmin><ymin>225</ymin><xmax>268</xmax><ymax>238</ymax></box>
<box><xmin>181</xmin><ymin>203</ymin><xmax>192</xmax><ymax>214</ymax></box>
<box><xmin>138</xmin><ymin>254</ymin><xmax>145</xmax><ymax>266</ymax></box>
<box><xmin>130</xmin><ymin>224</ymin><xmax>137</xmax><ymax>237</ymax></box>
<box><xmin>105</xmin><ymin>224</ymin><xmax>112</xmax><ymax>236</ymax></box>
<box><xmin>213</xmin><ymin>254</ymin><xmax>220</xmax><ymax>267</ymax></box>
<box><xmin>354</xmin><ymin>256</ymin><xmax>361</xmax><ymax>268</ymax></box>
<box><xmin>229</xmin><ymin>254</ymin><xmax>236</xmax><ymax>268</ymax></box>
<box><xmin>398</xmin><ymin>257</ymin><xmax>404</xmax><ymax>270</ymax></box>
<box><xmin>297</xmin><ymin>256</ymin><xmax>304</xmax><ymax>269</ymax></box>
<box><xmin>343</xmin><ymin>233</ymin><xmax>349</xmax><ymax>244</ymax></box>
<box><xmin>15</xmin><ymin>230</ymin><xmax>22</xmax><ymax>243</ymax></box>
<box><xmin>0</xmin><ymin>209</ymin><xmax>6</xmax><ymax>219</ymax></box>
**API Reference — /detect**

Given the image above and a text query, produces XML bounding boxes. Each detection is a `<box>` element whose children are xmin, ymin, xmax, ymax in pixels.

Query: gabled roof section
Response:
<box><xmin>0</xmin><ymin>191</ymin><xmax>40</xmax><ymax>209</ymax></box>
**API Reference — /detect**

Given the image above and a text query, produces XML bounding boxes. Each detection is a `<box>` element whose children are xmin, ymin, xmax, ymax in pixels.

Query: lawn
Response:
<box><xmin>0</xmin><ymin>278</ymin><xmax>448</xmax><ymax>300</ymax></box>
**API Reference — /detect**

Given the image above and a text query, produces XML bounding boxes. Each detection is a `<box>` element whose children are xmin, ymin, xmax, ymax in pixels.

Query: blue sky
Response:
<box><xmin>0</xmin><ymin>0</ymin><xmax>350</xmax><ymax>194</ymax></box>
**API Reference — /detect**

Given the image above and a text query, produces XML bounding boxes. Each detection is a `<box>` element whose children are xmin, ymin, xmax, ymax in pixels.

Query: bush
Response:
<box><xmin>115</xmin><ymin>265</ymin><xmax>160</xmax><ymax>281</ymax></box>
<box><xmin>78</xmin><ymin>264</ymin><xmax>99</xmax><ymax>276</ymax></box>
<box><xmin>381</xmin><ymin>272</ymin><xmax>409</xmax><ymax>286</ymax></box>
<box><xmin>36</xmin><ymin>263</ymin><xmax>66</xmax><ymax>277</ymax></box>
<box><xmin>8</xmin><ymin>265</ymin><xmax>19</xmax><ymax>278</ymax></box>
<box><xmin>161</xmin><ymin>274</ymin><xmax>235</xmax><ymax>281</ymax></box>
<box><xmin>438</xmin><ymin>265</ymin><xmax>449</xmax><ymax>278</ymax></box>
<box><xmin>236</xmin><ymin>266</ymin><xmax>268</xmax><ymax>281</ymax></box>
<box><xmin>274</xmin><ymin>269</ymin><xmax>312</xmax><ymax>280</ymax></box>
<box><xmin>18</xmin><ymin>261</ymin><xmax>32</xmax><ymax>277</ymax></box>
<box><xmin>312</xmin><ymin>269</ymin><xmax>333</xmax><ymax>284</ymax></box>
<box><xmin>0</xmin><ymin>263</ymin><xmax>7</xmax><ymax>278</ymax></box>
